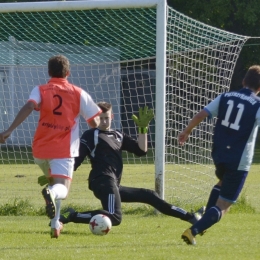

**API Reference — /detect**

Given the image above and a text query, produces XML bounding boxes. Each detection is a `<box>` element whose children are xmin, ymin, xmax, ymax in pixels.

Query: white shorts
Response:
<box><xmin>34</xmin><ymin>158</ymin><xmax>74</xmax><ymax>180</ymax></box>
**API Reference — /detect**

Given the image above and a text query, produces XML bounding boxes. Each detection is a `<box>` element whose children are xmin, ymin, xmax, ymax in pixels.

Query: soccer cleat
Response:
<box><xmin>188</xmin><ymin>205</ymin><xmax>206</xmax><ymax>224</ymax></box>
<box><xmin>197</xmin><ymin>206</ymin><xmax>206</xmax><ymax>216</ymax></box>
<box><xmin>59</xmin><ymin>208</ymin><xmax>76</xmax><ymax>224</ymax></box>
<box><xmin>181</xmin><ymin>228</ymin><xmax>196</xmax><ymax>245</ymax></box>
<box><xmin>196</xmin><ymin>206</ymin><xmax>207</xmax><ymax>236</ymax></box>
<box><xmin>50</xmin><ymin>222</ymin><xmax>63</xmax><ymax>239</ymax></box>
<box><xmin>42</xmin><ymin>187</ymin><xmax>56</xmax><ymax>219</ymax></box>
<box><xmin>188</xmin><ymin>212</ymin><xmax>202</xmax><ymax>225</ymax></box>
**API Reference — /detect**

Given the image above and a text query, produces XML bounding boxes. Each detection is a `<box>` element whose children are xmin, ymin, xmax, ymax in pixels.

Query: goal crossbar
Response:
<box><xmin>0</xmin><ymin>0</ymin><xmax>162</xmax><ymax>13</ymax></box>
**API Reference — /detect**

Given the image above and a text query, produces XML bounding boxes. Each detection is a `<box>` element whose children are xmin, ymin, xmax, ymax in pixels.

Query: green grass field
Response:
<box><xmin>0</xmin><ymin>163</ymin><xmax>260</xmax><ymax>259</ymax></box>
<box><xmin>0</xmin><ymin>213</ymin><xmax>259</xmax><ymax>260</ymax></box>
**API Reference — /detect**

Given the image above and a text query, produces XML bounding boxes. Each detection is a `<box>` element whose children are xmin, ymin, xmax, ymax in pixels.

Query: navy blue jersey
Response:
<box><xmin>74</xmin><ymin>128</ymin><xmax>146</xmax><ymax>185</ymax></box>
<box><xmin>204</xmin><ymin>88</ymin><xmax>260</xmax><ymax>170</ymax></box>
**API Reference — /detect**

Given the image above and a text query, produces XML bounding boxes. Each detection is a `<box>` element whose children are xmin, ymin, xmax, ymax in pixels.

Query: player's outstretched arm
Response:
<box><xmin>178</xmin><ymin>109</ymin><xmax>208</xmax><ymax>145</ymax></box>
<box><xmin>0</xmin><ymin>102</ymin><xmax>35</xmax><ymax>143</ymax></box>
<box><xmin>132</xmin><ymin>106</ymin><xmax>154</xmax><ymax>152</ymax></box>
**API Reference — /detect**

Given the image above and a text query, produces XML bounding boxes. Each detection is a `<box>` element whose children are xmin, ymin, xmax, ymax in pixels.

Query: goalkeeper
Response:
<box><xmin>49</xmin><ymin>102</ymin><xmax>204</xmax><ymax>227</ymax></box>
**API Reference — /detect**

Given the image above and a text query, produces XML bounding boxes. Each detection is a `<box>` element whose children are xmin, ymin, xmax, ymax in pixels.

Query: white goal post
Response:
<box><xmin>0</xmin><ymin>0</ymin><xmax>249</xmax><ymax>208</ymax></box>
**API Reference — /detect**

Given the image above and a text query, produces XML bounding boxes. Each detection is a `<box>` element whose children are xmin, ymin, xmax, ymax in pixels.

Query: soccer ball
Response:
<box><xmin>89</xmin><ymin>214</ymin><xmax>112</xmax><ymax>235</ymax></box>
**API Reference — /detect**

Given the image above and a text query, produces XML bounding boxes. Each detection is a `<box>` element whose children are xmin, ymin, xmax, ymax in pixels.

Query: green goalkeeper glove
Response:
<box><xmin>38</xmin><ymin>175</ymin><xmax>53</xmax><ymax>186</ymax></box>
<box><xmin>132</xmin><ymin>106</ymin><xmax>154</xmax><ymax>134</ymax></box>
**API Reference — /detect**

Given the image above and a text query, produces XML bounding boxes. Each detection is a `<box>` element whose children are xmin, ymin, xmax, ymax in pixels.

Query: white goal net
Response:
<box><xmin>0</xmin><ymin>0</ymin><xmax>249</xmax><ymax>209</ymax></box>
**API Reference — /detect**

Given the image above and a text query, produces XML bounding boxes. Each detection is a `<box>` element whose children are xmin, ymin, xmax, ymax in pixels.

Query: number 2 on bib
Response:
<box><xmin>53</xmin><ymin>94</ymin><xmax>62</xmax><ymax>115</ymax></box>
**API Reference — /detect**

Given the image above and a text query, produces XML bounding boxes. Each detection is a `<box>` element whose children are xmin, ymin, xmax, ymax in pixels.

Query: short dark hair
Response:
<box><xmin>97</xmin><ymin>102</ymin><xmax>112</xmax><ymax>113</ymax></box>
<box><xmin>243</xmin><ymin>65</ymin><xmax>260</xmax><ymax>90</ymax></box>
<box><xmin>48</xmin><ymin>55</ymin><xmax>70</xmax><ymax>78</ymax></box>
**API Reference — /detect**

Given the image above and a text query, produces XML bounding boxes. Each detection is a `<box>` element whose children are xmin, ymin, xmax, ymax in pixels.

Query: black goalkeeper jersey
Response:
<box><xmin>74</xmin><ymin>128</ymin><xmax>146</xmax><ymax>186</ymax></box>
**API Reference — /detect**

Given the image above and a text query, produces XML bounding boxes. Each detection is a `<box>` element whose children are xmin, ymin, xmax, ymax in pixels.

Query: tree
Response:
<box><xmin>168</xmin><ymin>0</ymin><xmax>260</xmax><ymax>90</ymax></box>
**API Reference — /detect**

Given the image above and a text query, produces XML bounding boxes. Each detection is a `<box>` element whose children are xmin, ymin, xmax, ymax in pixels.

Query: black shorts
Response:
<box><xmin>215</xmin><ymin>163</ymin><xmax>248</xmax><ymax>203</ymax></box>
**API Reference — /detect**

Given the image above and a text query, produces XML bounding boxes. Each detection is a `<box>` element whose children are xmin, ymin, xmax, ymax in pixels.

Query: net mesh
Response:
<box><xmin>165</xmin><ymin>8</ymin><xmax>248</xmax><ymax>204</ymax></box>
<box><xmin>0</xmin><ymin>3</ymin><xmax>249</xmax><ymax>208</ymax></box>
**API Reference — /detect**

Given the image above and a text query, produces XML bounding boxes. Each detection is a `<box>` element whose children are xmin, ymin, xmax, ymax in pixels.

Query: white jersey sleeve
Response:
<box><xmin>255</xmin><ymin>107</ymin><xmax>260</xmax><ymax>126</ymax></box>
<box><xmin>204</xmin><ymin>94</ymin><xmax>222</xmax><ymax>118</ymax></box>
<box><xmin>28</xmin><ymin>86</ymin><xmax>41</xmax><ymax>104</ymax></box>
<box><xmin>80</xmin><ymin>90</ymin><xmax>101</xmax><ymax>122</ymax></box>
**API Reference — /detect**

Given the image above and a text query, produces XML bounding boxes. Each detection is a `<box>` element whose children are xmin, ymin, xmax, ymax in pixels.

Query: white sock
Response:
<box><xmin>48</xmin><ymin>184</ymin><xmax>68</xmax><ymax>200</ymax></box>
<box><xmin>51</xmin><ymin>199</ymin><xmax>62</xmax><ymax>229</ymax></box>
<box><xmin>48</xmin><ymin>184</ymin><xmax>67</xmax><ymax>228</ymax></box>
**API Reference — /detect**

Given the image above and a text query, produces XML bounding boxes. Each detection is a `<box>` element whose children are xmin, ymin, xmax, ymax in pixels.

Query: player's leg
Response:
<box><xmin>35</xmin><ymin>158</ymin><xmax>73</xmax><ymax>238</ymax></box>
<box><xmin>47</xmin><ymin>177</ymin><xmax>71</xmax><ymax>236</ymax></box>
<box><xmin>35</xmin><ymin>158</ymin><xmax>53</xmax><ymax>183</ymax></box>
<box><xmin>204</xmin><ymin>165</ymin><xmax>225</xmax><ymax>211</ymax></box>
<box><xmin>205</xmin><ymin>183</ymin><xmax>222</xmax><ymax>210</ymax></box>
<box><xmin>182</xmin><ymin>166</ymin><xmax>248</xmax><ymax>245</ymax></box>
<box><xmin>119</xmin><ymin>185</ymin><xmax>200</xmax><ymax>223</ymax></box>
<box><xmin>64</xmin><ymin>176</ymin><xmax>122</xmax><ymax>226</ymax></box>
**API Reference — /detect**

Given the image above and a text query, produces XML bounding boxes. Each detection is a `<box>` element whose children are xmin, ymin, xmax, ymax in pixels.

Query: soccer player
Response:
<box><xmin>178</xmin><ymin>65</ymin><xmax>260</xmax><ymax>245</ymax></box>
<box><xmin>57</xmin><ymin>102</ymin><xmax>203</xmax><ymax>227</ymax></box>
<box><xmin>0</xmin><ymin>55</ymin><xmax>101</xmax><ymax>239</ymax></box>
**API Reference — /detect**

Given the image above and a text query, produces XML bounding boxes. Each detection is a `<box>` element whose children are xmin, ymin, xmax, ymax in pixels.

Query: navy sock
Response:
<box><xmin>206</xmin><ymin>185</ymin><xmax>221</xmax><ymax>211</ymax></box>
<box><xmin>191</xmin><ymin>206</ymin><xmax>222</xmax><ymax>236</ymax></box>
